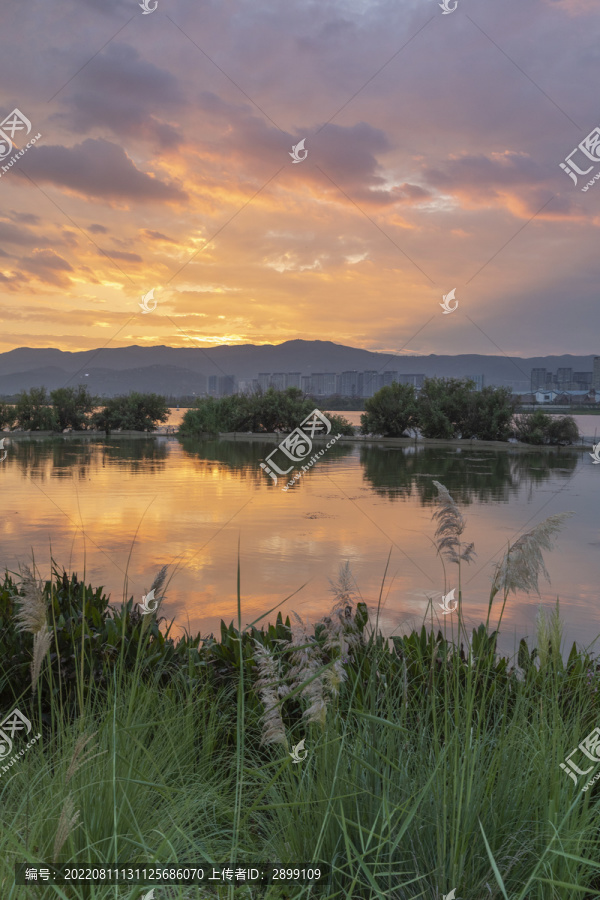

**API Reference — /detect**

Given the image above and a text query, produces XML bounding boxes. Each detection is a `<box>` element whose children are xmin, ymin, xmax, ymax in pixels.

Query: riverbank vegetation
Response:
<box><xmin>360</xmin><ymin>378</ymin><xmax>581</xmax><ymax>443</ymax></box>
<box><xmin>179</xmin><ymin>387</ymin><xmax>354</xmax><ymax>437</ymax></box>
<box><xmin>0</xmin><ymin>485</ymin><xmax>597</xmax><ymax>898</ymax></box>
<box><xmin>0</xmin><ymin>387</ymin><xmax>169</xmax><ymax>433</ymax></box>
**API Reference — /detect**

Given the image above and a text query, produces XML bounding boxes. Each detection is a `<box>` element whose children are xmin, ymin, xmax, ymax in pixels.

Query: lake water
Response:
<box><xmin>1</xmin><ymin>414</ymin><xmax>599</xmax><ymax>655</ymax></box>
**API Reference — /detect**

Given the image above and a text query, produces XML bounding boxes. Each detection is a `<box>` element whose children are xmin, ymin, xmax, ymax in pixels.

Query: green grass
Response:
<box><xmin>2</xmin><ymin>566</ymin><xmax>600</xmax><ymax>900</ymax></box>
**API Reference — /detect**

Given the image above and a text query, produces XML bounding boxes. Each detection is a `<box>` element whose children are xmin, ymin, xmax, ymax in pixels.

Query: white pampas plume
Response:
<box><xmin>14</xmin><ymin>565</ymin><xmax>47</xmax><ymax>633</ymax></box>
<box><xmin>288</xmin><ymin>612</ymin><xmax>327</xmax><ymax>727</ymax></box>
<box><xmin>320</xmin><ymin>562</ymin><xmax>361</xmax><ymax>695</ymax></box>
<box><xmin>253</xmin><ymin>641</ymin><xmax>288</xmax><ymax>746</ymax></box>
<box><xmin>432</xmin><ymin>481</ymin><xmax>476</xmax><ymax>564</ymax></box>
<box><xmin>31</xmin><ymin>624</ymin><xmax>53</xmax><ymax>696</ymax></box>
<box><xmin>492</xmin><ymin>513</ymin><xmax>573</xmax><ymax>597</ymax></box>
<box><xmin>14</xmin><ymin>564</ymin><xmax>53</xmax><ymax>693</ymax></box>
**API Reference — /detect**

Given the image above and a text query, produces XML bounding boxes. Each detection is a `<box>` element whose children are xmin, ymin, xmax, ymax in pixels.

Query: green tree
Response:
<box><xmin>360</xmin><ymin>383</ymin><xmax>418</xmax><ymax>437</ymax></box>
<box><xmin>14</xmin><ymin>387</ymin><xmax>57</xmax><ymax>431</ymax></box>
<box><xmin>416</xmin><ymin>377</ymin><xmax>474</xmax><ymax>439</ymax></box>
<box><xmin>460</xmin><ymin>386</ymin><xmax>516</xmax><ymax>441</ymax></box>
<box><xmin>50</xmin><ymin>386</ymin><xmax>97</xmax><ymax>431</ymax></box>
<box><xmin>179</xmin><ymin>395</ymin><xmax>251</xmax><ymax>435</ymax></box>
<box><xmin>91</xmin><ymin>393</ymin><xmax>169</xmax><ymax>434</ymax></box>
<box><xmin>0</xmin><ymin>403</ymin><xmax>16</xmax><ymax>430</ymax></box>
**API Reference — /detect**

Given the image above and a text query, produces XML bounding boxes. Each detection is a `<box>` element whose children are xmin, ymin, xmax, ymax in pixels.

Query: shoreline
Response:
<box><xmin>1</xmin><ymin>429</ymin><xmax>596</xmax><ymax>452</ymax></box>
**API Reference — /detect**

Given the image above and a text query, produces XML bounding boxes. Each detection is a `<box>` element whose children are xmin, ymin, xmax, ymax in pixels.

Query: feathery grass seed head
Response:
<box><xmin>432</xmin><ymin>481</ymin><xmax>476</xmax><ymax>565</ymax></box>
<box><xmin>53</xmin><ymin>794</ymin><xmax>80</xmax><ymax>862</ymax></box>
<box><xmin>14</xmin><ymin>565</ymin><xmax>47</xmax><ymax>633</ymax></box>
<box><xmin>30</xmin><ymin>624</ymin><xmax>52</xmax><ymax>695</ymax></box>
<box><xmin>492</xmin><ymin>512</ymin><xmax>573</xmax><ymax>596</ymax></box>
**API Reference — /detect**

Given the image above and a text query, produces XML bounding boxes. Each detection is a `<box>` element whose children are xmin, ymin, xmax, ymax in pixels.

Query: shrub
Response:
<box><xmin>546</xmin><ymin>415</ymin><xmax>580</xmax><ymax>445</ymax></box>
<box><xmin>514</xmin><ymin>411</ymin><xmax>579</xmax><ymax>445</ymax></box>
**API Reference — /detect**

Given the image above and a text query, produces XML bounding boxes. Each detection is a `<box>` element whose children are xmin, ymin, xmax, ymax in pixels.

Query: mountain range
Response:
<box><xmin>0</xmin><ymin>341</ymin><xmax>596</xmax><ymax>397</ymax></box>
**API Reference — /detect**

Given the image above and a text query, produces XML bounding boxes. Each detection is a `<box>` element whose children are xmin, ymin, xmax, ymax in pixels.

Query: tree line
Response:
<box><xmin>180</xmin><ymin>387</ymin><xmax>355</xmax><ymax>435</ymax></box>
<box><xmin>0</xmin><ymin>387</ymin><xmax>169</xmax><ymax>433</ymax></box>
<box><xmin>361</xmin><ymin>378</ymin><xmax>580</xmax><ymax>444</ymax></box>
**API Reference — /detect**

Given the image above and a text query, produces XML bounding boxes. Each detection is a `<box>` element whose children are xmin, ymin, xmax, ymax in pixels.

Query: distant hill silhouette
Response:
<box><xmin>0</xmin><ymin>341</ymin><xmax>595</xmax><ymax>397</ymax></box>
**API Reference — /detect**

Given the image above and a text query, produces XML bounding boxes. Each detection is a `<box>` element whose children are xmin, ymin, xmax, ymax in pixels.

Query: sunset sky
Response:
<box><xmin>1</xmin><ymin>0</ymin><xmax>599</xmax><ymax>359</ymax></box>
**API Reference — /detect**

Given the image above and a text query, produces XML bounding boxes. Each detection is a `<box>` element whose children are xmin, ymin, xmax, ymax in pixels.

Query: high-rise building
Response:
<box><xmin>467</xmin><ymin>374</ymin><xmax>484</xmax><ymax>391</ymax></box>
<box><xmin>301</xmin><ymin>375</ymin><xmax>312</xmax><ymax>394</ymax></box>
<box><xmin>218</xmin><ymin>375</ymin><xmax>236</xmax><ymax>396</ymax></box>
<box><xmin>310</xmin><ymin>373</ymin><xmax>337</xmax><ymax>395</ymax></box>
<box><xmin>208</xmin><ymin>375</ymin><xmax>218</xmax><ymax>396</ymax></box>
<box><xmin>380</xmin><ymin>371</ymin><xmax>399</xmax><ymax>387</ymax></box>
<box><xmin>270</xmin><ymin>373</ymin><xmax>286</xmax><ymax>391</ymax></box>
<box><xmin>285</xmin><ymin>372</ymin><xmax>301</xmax><ymax>389</ymax></box>
<box><xmin>593</xmin><ymin>357</ymin><xmax>600</xmax><ymax>390</ymax></box>
<box><xmin>257</xmin><ymin>373</ymin><xmax>271</xmax><ymax>391</ymax></box>
<box><xmin>573</xmin><ymin>371</ymin><xmax>593</xmax><ymax>389</ymax></box>
<box><xmin>556</xmin><ymin>367</ymin><xmax>573</xmax><ymax>388</ymax></box>
<box><xmin>337</xmin><ymin>371</ymin><xmax>360</xmax><ymax>397</ymax></box>
<box><xmin>531</xmin><ymin>368</ymin><xmax>546</xmax><ymax>391</ymax></box>
<box><xmin>361</xmin><ymin>371</ymin><xmax>379</xmax><ymax>398</ymax></box>
<box><xmin>396</xmin><ymin>374</ymin><xmax>425</xmax><ymax>389</ymax></box>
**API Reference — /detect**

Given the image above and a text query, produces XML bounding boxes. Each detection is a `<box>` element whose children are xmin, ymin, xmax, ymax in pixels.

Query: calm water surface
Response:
<box><xmin>1</xmin><ymin>414</ymin><xmax>599</xmax><ymax>654</ymax></box>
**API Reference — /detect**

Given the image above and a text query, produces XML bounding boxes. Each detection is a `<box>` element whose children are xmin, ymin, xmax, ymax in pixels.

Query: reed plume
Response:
<box><xmin>432</xmin><ymin>481</ymin><xmax>476</xmax><ymax>565</ymax></box>
<box><xmin>53</xmin><ymin>793</ymin><xmax>80</xmax><ymax>862</ymax></box>
<box><xmin>14</xmin><ymin>564</ymin><xmax>53</xmax><ymax>694</ymax></box>
<box><xmin>65</xmin><ymin>731</ymin><xmax>105</xmax><ymax>785</ymax></box>
<box><xmin>14</xmin><ymin>565</ymin><xmax>47</xmax><ymax>633</ymax></box>
<box><xmin>488</xmin><ymin>512</ymin><xmax>573</xmax><ymax>629</ymax></box>
<box><xmin>253</xmin><ymin>641</ymin><xmax>288</xmax><ymax>746</ymax></box>
<box><xmin>320</xmin><ymin>562</ymin><xmax>361</xmax><ymax>695</ymax></box>
<box><xmin>288</xmin><ymin>612</ymin><xmax>327</xmax><ymax>728</ymax></box>
<box><xmin>491</xmin><ymin>513</ymin><xmax>573</xmax><ymax>598</ymax></box>
<box><xmin>31</xmin><ymin>625</ymin><xmax>52</xmax><ymax>696</ymax></box>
